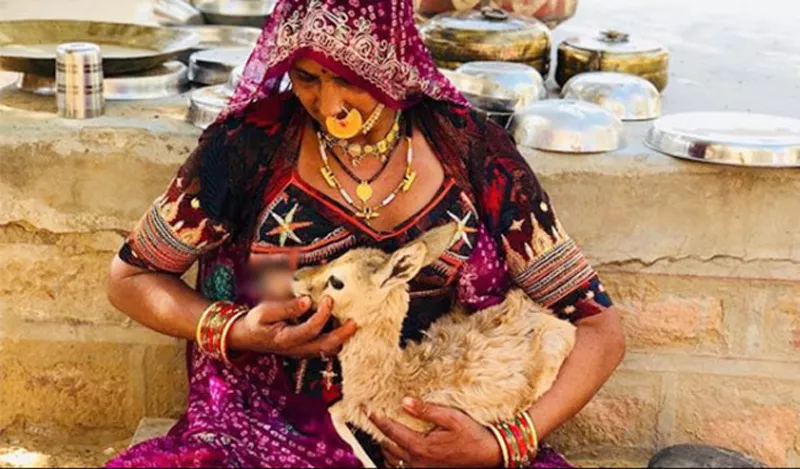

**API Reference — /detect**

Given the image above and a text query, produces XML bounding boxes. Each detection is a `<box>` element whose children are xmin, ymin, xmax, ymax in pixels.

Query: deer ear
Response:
<box><xmin>417</xmin><ymin>222</ymin><xmax>459</xmax><ymax>266</ymax></box>
<box><xmin>374</xmin><ymin>242</ymin><xmax>428</xmax><ymax>290</ymax></box>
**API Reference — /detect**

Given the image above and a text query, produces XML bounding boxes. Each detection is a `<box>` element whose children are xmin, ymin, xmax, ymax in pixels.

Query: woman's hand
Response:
<box><xmin>227</xmin><ymin>296</ymin><xmax>358</xmax><ymax>358</ymax></box>
<box><xmin>370</xmin><ymin>398</ymin><xmax>503</xmax><ymax>468</ymax></box>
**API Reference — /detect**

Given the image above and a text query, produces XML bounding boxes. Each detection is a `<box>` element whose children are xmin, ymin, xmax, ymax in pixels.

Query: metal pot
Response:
<box><xmin>416</xmin><ymin>0</ymin><xmax>578</xmax><ymax>29</ymax></box>
<box><xmin>456</xmin><ymin>61</ymin><xmax>546</xmax><ymax>110</ymax></box>
<box><xmin>420</xmin><ymin>7</ymin><xmax>551</xmax><ymax>76</ymax></box>
<box><xmin>556</xmin><ymin>30</ymin><xmax>669</xmax><ymax>91</ymax></box>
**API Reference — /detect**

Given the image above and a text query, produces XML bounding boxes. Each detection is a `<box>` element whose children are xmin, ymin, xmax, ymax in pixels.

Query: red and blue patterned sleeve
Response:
<box><xmin>478</xmin><ymin>120</ymin><xmax>613</xmax><ymax>322</ymax></box>
<box><xmin>118</xmin><ymin>123</ymin><xmax>235</xmax><ymax>274</ymax></box>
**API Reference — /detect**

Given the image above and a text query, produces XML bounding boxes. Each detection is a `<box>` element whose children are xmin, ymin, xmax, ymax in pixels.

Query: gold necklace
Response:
<box><xmin>321</xmin><ymin>111</ymin><xmax>402</xmax><ymax>167</ymax></box>
<box><xmin>317</xmin><ymin>134</ymin><xmax>417</xmax><ymax>221</ymax></box>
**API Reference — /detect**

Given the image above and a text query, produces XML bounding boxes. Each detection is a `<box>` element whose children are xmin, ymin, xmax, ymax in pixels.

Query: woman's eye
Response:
<box><xmin>334</xmin><ymin>76</ymin><xmax>352</xmax><ymax>87</ymax></box>
<box><xmin>327</xmin><ymin>276</ymin><xmax>344</xmax><ymax>290</ymax></box>
<box><xmin>293</xmin><ymin>70</ymin><xmax>317</xmax><ymax>83</ymax></box>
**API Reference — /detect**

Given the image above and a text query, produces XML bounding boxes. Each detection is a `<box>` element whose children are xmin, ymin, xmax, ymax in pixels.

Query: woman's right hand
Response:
<box><xmin>226</xmin><ymin>296</ymin><xmax>358</xmax><ymax>358</ymax></box>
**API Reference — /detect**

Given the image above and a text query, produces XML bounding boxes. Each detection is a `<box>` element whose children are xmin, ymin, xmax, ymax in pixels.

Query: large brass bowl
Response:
<box><xmin>0</xmin><ymin>20</ymin><xmax>199</xmax><ymax>76</ymax></box>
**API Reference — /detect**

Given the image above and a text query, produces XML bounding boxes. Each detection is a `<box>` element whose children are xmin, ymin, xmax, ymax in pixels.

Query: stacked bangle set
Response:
<box><xmin>487</xmin><ymin>411</ymin><xmax>539</xmax><ymax>468</ymax></box>
<box><xmin>195</xmin><ymin>301</ymin><xmax>249</xmax><ymax>364</ymax></box>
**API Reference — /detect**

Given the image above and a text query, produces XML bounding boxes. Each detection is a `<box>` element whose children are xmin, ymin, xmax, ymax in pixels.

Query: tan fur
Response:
<box><xmin>292</xmin><ymin>223</ymin><xmax>576</xmax><ymax>446</ymax></box>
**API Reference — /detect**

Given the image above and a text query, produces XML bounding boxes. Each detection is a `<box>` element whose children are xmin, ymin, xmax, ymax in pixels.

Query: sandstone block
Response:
<box><xmin>0</xmin><ymin>339</ymin><xmax>142</xmax><ymax>443</ymax></box>
<box><xmin>143</xmin><ymin>344</ymin><xmax>188</xmax><ymax>419</ymax></box>
<box><xmin>602</xmin><ymin>274</ymin><xmax>728</xmax><ymax>353</ymax></box>
<box><xmin>760</xmin><ymin>290</ymin><xmax>800</xmax><ymax>360</ymax></box>
<box><xmin>548</xmin><ymin>371</ymin><xmax>661</xmax><ymax>457</ymax></box>
<box><xmin>673</xmin><ymin>374</ymin><xmax>800</xmax><ymax>467</ymax></box>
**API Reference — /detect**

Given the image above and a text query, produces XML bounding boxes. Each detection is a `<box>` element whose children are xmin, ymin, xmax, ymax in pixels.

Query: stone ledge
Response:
<box><xmin>620</xmin><ymin>352</ymin><xmax>800</xmax><ymax>381</ymax></box>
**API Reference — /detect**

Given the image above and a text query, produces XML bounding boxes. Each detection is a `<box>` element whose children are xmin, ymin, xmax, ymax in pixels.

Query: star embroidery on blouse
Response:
<box><xmin>267</xmin><ymin>204</ymin><xmax>313</xmax><ymax>246</ymax></box>
<box><xmin>447</xmin><ymin>211</ymin><xmax>478</xmax><ymax>249</ymax></box>
<box><xmin>510</xmin><ymin>219</ymin><xmax>525</xmax><ymax>231</ymax></box>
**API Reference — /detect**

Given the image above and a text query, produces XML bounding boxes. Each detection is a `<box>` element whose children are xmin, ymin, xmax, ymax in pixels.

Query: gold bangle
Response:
<box><xmin>520</xmin><ymin>410</ymin><xmax>539</xmax><ymax>456</ymax></box>
<box><xmin>487</xmin><ymin>424</ymin><xmax>510</xmax><ymax>468</ymax></box>
<box><xmin>195</xmin><ymin>301</ymin><xmax>223</xmax><ymax>349</ymax></box>
<box><xmin>220</xmin><ymin>306</ymin><xmax>249</xmax><ymax>365</ymax></box>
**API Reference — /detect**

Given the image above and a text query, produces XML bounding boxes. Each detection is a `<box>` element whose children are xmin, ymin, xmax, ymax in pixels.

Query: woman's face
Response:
<box><xmin>289</xmin><ymin>57</ymin><xmax>381</xmax><ymax>126</ymax></box>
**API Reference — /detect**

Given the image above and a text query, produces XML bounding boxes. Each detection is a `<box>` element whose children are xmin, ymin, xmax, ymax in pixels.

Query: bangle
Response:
<box><xmin>220</xmin><ymin>306</ymin><xmax>249</xmax><ymax>365</ymax></box>
<box><xmin>487</xmin><ymin>424</ymin><xmax>509</xmax><ymax>468</ymax></box>
<box><xmin>520</xmin><ymin>410</ymin><xmax>539</xmax><ymax>456</ymax></box>
<box><xmin>196</xmin><ymin>301</ymin><xmax>248</xmax><ymax>363</ymax></box>
<box><xmin>498</xmin><ymin>421</ymin><xmax>522</xmax><ymax>467</ymax></box>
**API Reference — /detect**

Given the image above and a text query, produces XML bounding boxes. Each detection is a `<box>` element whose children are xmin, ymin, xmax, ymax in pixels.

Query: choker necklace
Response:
<box><xmin>327</xmin><ymin>135</ymin><xmax>399</xmax><ymax>205</ymax></box>
<box><xmin>317</xmin><ymin>134</ymin><xmax>417</xmax><ymax>221</ymax></box>
<box><xmin>321</xmin><ymin>111</ymin><xmax>402</xmax><ymax>167</ymax></box>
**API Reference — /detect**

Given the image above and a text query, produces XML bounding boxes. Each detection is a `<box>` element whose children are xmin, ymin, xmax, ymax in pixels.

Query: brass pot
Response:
<box><xmin>416</xmin><ymin>0</ymin><xmax>578</xmax><ymax>29</ymax></box>
<box><xmin>556</xmin><ymin>30</ymin><xmax>669</xmax><ymax>91</ymax></box>
<box><xmin>420</xmin><ymin>7</ymin><xmax>552</xmax><ymax>76</ymax></box>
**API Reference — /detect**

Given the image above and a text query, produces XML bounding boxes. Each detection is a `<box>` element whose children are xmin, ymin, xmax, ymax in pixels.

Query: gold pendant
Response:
<box><xmin>356</xmin><ymin>181</ymin><xmax>373</xmax><ymax>203</ymax></box>
<box><xmin>402</xmin><ymin>169</ymin><xmax>417</xmax><ymax>192</ymax></box>
<box><xmin>320</xmin><ymin>167</ymin><xmax>336</xmax><ymax>188</ymax></box>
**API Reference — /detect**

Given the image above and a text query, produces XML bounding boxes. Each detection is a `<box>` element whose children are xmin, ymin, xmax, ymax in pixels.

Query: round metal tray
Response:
<box><xmin>15</xmin><ymin>62</ymin><xmax>190</xmax><ymax>100</ymax></box>
<box><xmin>189</xmin><ymin>47</ymin><xmax>251</xmax><ymax>85</ymax></box>
<box><xmin>193</xmin><ymin>0</ymin><xmax>277</xmax><ymax>27</ymax></box>
<box><xmin>188</xmin><ymin>84</ymin><xmax>231</xmax><ymax>129</ymax></box>
<box><xmin>511</xmin><ymin>99</ymin><xmax>623</xmax><ymax>153</ymax></box>
<box><xmin>170</xmin><ymin>25</ymin><xmax>260</xmax><ymax>63</ymax></box>
<box><xmin>561</xmin><ymin>72</ymin><xmax>661</xmax><ymax>121</ymax></box>
<box><xmin>0</xmin><ymin>20</ymin><xmax>199</xmax><ymax>76</ymax></box>
<box><xmin>645</xmin><ymin>112</ymin><xmax>800</xmax><ymax>168</ymax></box>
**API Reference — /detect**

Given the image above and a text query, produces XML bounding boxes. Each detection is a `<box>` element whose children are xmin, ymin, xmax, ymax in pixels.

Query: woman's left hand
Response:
<box><xmin>369</xmin><ymin>398</ymin><xmax>502</xmax><ymax>468</ymax></box>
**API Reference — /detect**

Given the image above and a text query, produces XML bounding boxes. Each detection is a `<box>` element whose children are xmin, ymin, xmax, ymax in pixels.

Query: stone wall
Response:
<box><xmin>1</xmin><ymin>89</ymin><xmax>798</xmax><ymax>466</ymax></box>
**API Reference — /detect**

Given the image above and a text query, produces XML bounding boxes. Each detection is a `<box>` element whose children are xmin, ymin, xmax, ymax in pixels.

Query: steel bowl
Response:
<box><xmin>188</xmin><ymin>84</ymin><xmax>231</xmax><ymax>129</ymax></box>
<box><xmin>439</xmin><ymin>68</ymin><xmax>517</xmax><ymax>112</ymax></box>
<box><xmin>0</xmin><ymin>20</ymin><xmax>199</xmax><ymax>76</ymax></box>
<box><xmin>153</xmin><ymin>0</ymin><xmax>204</xmax><ymax>26</ymax></box>
<box><xmin>193</xmin><ymin>0</ymin><xmax>277</xmax><ymax>28</ymax></box>
<box><xmin>511</xmin><ymin>99</ymin><xmax>623</xmax><ymax>153</ymax></box>
<box><xmin>170</xmin><ymin>25</ymin><xmax>261</xmax><ymax>63</ymax></box>
<box><xmin>456</xmin><ymin>61</ymin><xmax>546</xmax><ymax>110</ymax></box>
<box><xmin>561</xmin><ymin>72</ymin><xmax>661</xmax><ymax>121</ymax></box>
<box><xmin>645</xmin><ymin>112</ymin><xmax>800</xmax><ymax>168</ymax></box>
<box><xmin>189</xmin><ymin>47</ymin><xmax>251</xmax><ymax>85</ymax></box>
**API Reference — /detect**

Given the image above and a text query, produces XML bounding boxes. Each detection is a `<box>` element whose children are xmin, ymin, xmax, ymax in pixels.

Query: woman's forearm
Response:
<box><xmin>107</xmin><ymin>254</ymin><xmax>212</xmax><ymax>341</ymax></box>
<box><xmin>526</xmin><ymin>308</ymin><xmax>626</xmax><ymax>440</ymax></box>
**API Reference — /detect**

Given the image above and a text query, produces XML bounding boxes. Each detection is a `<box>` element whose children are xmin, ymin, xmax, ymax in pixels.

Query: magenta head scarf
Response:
<box><xmin>222</xmin><ymin>0</ymin><xmax>467</xmax><ymax>119</ymax></box>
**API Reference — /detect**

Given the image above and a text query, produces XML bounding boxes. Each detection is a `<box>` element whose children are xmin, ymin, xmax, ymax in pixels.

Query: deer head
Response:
<box><xmin>291</xmin><ymin>223</ymin><xmax>459</xmax><ymax>328</ymax></box>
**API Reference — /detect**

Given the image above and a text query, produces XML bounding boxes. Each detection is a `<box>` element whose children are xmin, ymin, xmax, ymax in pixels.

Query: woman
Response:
<box><xmin>106</xmin><ymin>0</ymin><xmax>625</xmax><ymax>467</ymax></box>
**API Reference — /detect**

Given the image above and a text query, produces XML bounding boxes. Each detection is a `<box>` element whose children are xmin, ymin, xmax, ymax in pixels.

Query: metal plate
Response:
<box><xmin>15</xmin><ymin>62</ymin><xmax>190</xmax><ymax>100</ymax></box>
<box><xmin>645</xmin><ymin>112</ymin><xmax>800</xmax><ymax>168</ymax></box>
<box><xmin>153</xmin><ymin>0</ymin><xmax>204</xmax><ymax>26</ymax></box>
<box><xmin>561</xmin><ymin>72</ymin><xmax>661</xmax><ymax>121</ymax></box>
<box><xmin>0</xmin><ymin>20</ymin><xmax>199</xmax><ymax>76</ymax></box>
<box><xmin>170</xmin><ymin>25</ymin><xmax>261</xmax><ymax>63</ymax></box>
<box><xmin>188</xmin><ymin>84</ymin><xmax>230</xmax><ymax>129</ymax></box>
<box><xmin>193</xmin><ymin>0</ymin><xmax>277</xmax><ymax>27</ymax></box>
<box><xmin>189</xmin><ymin>47</ymin><xmax>251</xmax><ymax>85</ymax></box>
<box><xmin>511</xmin><ymin>99</ymin><xmax>623</xmax><ymax>153</ymax></box>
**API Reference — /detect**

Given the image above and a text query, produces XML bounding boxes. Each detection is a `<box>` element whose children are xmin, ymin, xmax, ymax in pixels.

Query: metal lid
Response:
<box><xmin>421</xmin><ymin>7</ymin><xmax>551</xmax><ymax>62</ymax></box>
<box><xmin>561</xmin><ymin>72</ymin><xmax>661</xmax><ymax>121</ymax></box>
<box><xmin>563</xmin><ymin>30</ymin><xmax>665</xmax><ymax>55</ymax></box>
<box><xmin>455</xmin><ymin>61</ymin><xmax>546</xmax><ymax>111</ymax></box>
<box><xmin>439</xmin><ymin>68</ymin><xmax>517</xmax><ymax>112</ymax></box>
<box><xmin>645</xmin><ymin>112</ymin><xmax>800</xmax><ymax>168</ymax></box>
<box><xmin>511</xmin><ymin>99</ymin><xmax>624</xmax><ymax>153</ymax></box>
<box><xmin>188</xmin><ymin>46</ymin><xmax>251</xmax><ymax>85</ymax></box>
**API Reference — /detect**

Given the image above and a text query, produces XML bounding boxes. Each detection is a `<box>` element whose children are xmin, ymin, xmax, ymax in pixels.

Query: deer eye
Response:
<box><xmin>327</xmin><ymin>275</ymin><xmax>344</xmax><ymax>290</ymax></box>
